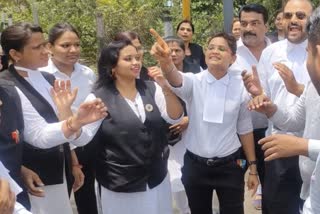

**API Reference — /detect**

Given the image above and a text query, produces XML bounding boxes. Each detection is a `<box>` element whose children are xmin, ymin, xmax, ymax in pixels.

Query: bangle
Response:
<box><xmin>248</xmin><ymin>160</ymin><xmax>257</xmax><ymax>166</ymax></box>
<box><xmin>249</xmin><ymin>172</ymin><xmax>258</xmax><ymax>176</ymax></box>
<box><xmin>66</xmin><ymin>117</ymin><xmax>78</xmax><ymax>132</ymax></box>
<box><xmin>72</xmin><ymin>164</ymin><xmax>83</xmax><ymax>169</ymax></box>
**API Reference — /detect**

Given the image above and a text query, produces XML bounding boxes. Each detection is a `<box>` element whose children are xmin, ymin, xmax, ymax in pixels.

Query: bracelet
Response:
<box><xmin>72</xmin><ymin>164</ymin><xmax>83</xmax><ymax>169</ymax></box>
<box><xmin>248</xmin><ymin>160</ymin><xmax>257</xmax><ymax>166</ymax></box>
<box><xmin>66</xmin><ymin>117</ymin><xmax>78</xmax><ymax>132</ymax></box>
<box><xmin>249</xmin><ymin>172</ymin><xmax>258</xmax><ymax>176</ymax></box>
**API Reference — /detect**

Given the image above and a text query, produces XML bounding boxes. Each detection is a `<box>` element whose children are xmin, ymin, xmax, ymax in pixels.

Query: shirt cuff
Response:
<box><xmin>308</xmin><ymin>139</ymin><xmax>320</xmax><ymax>161</ymax></box>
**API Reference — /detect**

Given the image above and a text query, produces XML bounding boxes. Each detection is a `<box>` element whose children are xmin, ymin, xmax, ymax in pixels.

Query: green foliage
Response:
<box><xmin>1</xmin><ymin>0</ymin><xmax>320</xmax><ymax>66</ymax></box>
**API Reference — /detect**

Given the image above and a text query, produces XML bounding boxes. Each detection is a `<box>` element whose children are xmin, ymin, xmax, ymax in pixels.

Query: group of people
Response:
<box><xmin>1</xmin><ymin>0</ymin><xmax>320</xmax><ymax>214</ymax></box>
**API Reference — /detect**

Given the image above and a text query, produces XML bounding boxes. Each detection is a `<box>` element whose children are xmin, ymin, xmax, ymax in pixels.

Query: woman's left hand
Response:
<box><xmin>247</xmin><ymin>173</ymin><xmax>260</xmax><ymax>197</ymax></box>
<box><xmin>51</xmin><ymin>80</ymin><xmax>78</xmax><ymax>111</ymax></box>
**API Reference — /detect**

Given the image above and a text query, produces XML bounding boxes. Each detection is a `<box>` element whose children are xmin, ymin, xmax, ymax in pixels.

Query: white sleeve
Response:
<box><xmin>154</xmin><ymin>83</ymin><xmax>183</xmax><ymax>124</ymax></box>
<box><xmin>169</xmin><ymin>72</ymin><xmax>194</xmax><ymax>103</ymax></box>
<box><xmin>308</xmin><ymin>139</ymin><xmax>320</xmax><ymax>161</ymax></box>
<box><xmin>69</xmin><ymin>93</ymin><xmax>103</xmax><ymax>146</ymax></box>
<box><xmin>269</xmin><ymin>85</ymin><xmax>307</xmax><ymax>132</ymax></box>
<box><xmin>258</xmin><ymin>51</ymin><xmax>272</xmax><ymax>98</ymax></box>
<box><xmin>17</xmin><ymin>87</ymin><xmax>73</xmax><ymax>149</ymax></box>
<box><xmin>237</xmin><ymin>89</ymin><xmax>253</xmax><ymax>135</ymax></box>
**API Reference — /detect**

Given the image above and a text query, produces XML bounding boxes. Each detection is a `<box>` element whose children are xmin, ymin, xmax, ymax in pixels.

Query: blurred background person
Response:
<box><xmin>232</xmin><ymin>18</ymin><xmax>241</xmax><ymax>41</ymax></box>
<box><xmin>267</xmin><ymin>10</ymin><xmax>285</xmax><ymax>43</ymax></box>
<box><xmin>176</xmin><ymin>20</ymin><xmax>207</xmax><ymax>70</ymax></box>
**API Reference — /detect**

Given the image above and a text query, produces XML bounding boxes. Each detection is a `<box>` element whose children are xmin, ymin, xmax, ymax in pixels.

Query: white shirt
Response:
<box><xmin>259</xmin><ymin>39</ymin><xmax>310</xmax><ymax>136</ymax></box>
<box><xmin>80</xmin><ymin>82</ymin><xmax>183</xmax><ymax>142</ymax></box>
<box><xmin>14</xmin><ymin>68</ymin><xmax>92</xmax><ymax>148</ymax></box>
<box><xmin>169</xmin><ymin>69</ymin><xmax>253</xmax><ymax>158</ymax></box>
<box><xmin>40</xmin><ymin>59</ymin><xmax>96</xmax><ymax>112</ymax></box>
<box><xmin>0</xmin><ymin>161</ymin><xmax>32</xmax><ymax>214</ymax></box>
<box><xmin>303</xmin><ymin>140</ymin><xmax>320</xmax><ymax>214</ymax></box>
<box><xmin>230</xmin><ymin>37</ymin><xmax>271</xmax><ymax>129</ymax></box>
<box><xmin>270</xmin><ymin>82</ymin><xmax>320</xmax><ymax>199</ymax></box>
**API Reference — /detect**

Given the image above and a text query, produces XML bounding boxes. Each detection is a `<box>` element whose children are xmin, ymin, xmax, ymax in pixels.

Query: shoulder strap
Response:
<box><xmin>41</xmin><ymin>72</ymin><xmax>56</xmax><ymax>86</ymax></box>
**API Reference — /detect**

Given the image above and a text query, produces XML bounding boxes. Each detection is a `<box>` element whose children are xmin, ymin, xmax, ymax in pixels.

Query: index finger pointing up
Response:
<box><xmin>150</xmin><ymin>28</ymin><xmax>166</xmax><ymax>47</ymax></box>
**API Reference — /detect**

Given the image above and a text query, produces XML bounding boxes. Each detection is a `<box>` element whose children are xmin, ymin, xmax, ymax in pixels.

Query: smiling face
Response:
<box><xmin>113</xmin><ymin>45</ymin><xmax>142</xmax><ymax>81</ymax></box>
<box><xmin>205</xmin><ymin>37</ymin><xmax>236</xmax><ymax>73</ymax></box>
<box><xmin>49</xmin><ymin>31</ymin><xmax>81</xmax><ymax>67</ymax></box>
<box><xmin>12</xmin><ymin>32</ymin><xmax>49</xmax><ymax>70</ymax></box>
<box><xmin>283</xmin><ymin>0</ymin><xmax>313</xmax><ymax>44</ymax></box>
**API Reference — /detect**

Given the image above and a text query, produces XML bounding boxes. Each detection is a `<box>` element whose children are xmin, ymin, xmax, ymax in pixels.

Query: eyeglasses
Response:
<box><xmin>207</xmin><ymin>45</ymin><xmax>229</xmax><ymax>52</ymax></box>
<box><xmin>283</xmin><ymin>11</ymin><xmax>307</xmax><ymax>20</ymax></box>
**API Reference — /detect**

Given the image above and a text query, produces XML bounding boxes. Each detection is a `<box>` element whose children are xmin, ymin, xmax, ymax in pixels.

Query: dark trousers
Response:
<box><xmin>182</xmin><ymin>150</ymin><xmax>245</xmax><ymax>214</ymax></box>
<box><xmin>253</xmin><ymin>128</ymin><xmax>267</xmax><ymax>187</ymax></box>
<box><xmin>74</xmin><ymin>142</ymin><xmax>98</xmax><ymax>214</ymax></box>
<box><xmin>262</xmin><ymin>156</ymin><xmax>302</xmax><ymax>214</ymax></box>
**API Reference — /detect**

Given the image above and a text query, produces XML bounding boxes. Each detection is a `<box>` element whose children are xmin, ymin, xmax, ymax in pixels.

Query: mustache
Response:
<box><xmin>288</xmin><ymin>23</ymin><xmax>302</xmax><ymax>29</ymax></box>
<box><xmin>243</xmin><ymin>32</ymin><xmax>257</xmax><ymax>37</ymax></box>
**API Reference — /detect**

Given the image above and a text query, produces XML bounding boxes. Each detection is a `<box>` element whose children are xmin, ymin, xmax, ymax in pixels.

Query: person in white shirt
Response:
<box><xmin>41</xmin><ymin>22</ymin><xmax>98</xmax><ymax>214</ymax></box>
<box><xmin>247</xmin><ymin>6</ymin><xmax>320</xmax><ymax>213</ymax></box>
<box><xmin>243</xmin><ymin>1</ymin><xmax>313</xmax><ymax>213</ymax></box>
<box><xmin>231</xmin><ymin>4</ymin><xmax>270</xmax><ymax>210</ymax></box>
<box><xmin>150</xmin><ymin>30</ymin><xmax>259</xmax><ymax>214</ymax></box>
<box><xmin>0</xmin><ymin>22</ymin><xmax>107</xmax><ymax>214</ymax></box>
<box><xmin>0</xmin><ymin>161</ymin><xmax>31</xmax><ymax>214</ymax></box>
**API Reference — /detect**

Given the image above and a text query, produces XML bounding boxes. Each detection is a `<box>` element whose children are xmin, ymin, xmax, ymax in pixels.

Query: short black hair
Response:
<box><xmin>307</xmin><ymin>6</ymin><xmax>320</xmax><ymax>52</ymax></box>
<box><xmin>176</xmin><ymin>20</ymin><xmax>195</xmax><ymax>33</ymax></box>
<box><xmin>206</xmin><ymin>32</ymin><xmax>237</xmax><ymax>55</ymax></box>
<box><xmin>239</xmin><ymin>3</ymin><xmax>269</xmax><ymax>24</ymax></box>
<box><xmin>164</xmin><ymin>36</ymin><xmax>185</xmax><ymax>51</ymax></box>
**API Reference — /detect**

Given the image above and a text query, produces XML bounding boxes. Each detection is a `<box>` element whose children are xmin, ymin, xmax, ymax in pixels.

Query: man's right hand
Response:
<box><xmin>0</xmin><ymin>179</ymin><xmax>15</xmax><ymax>214</ymax></box>
<box><xmin>242</xmin><ymin>65</ymin><xmax>263</xmax><ymax>97</ymax></box>
<box><xmin>247</xmin><ymin>94</ymin><xmax>276</xmax><ymax>117</ymax></box>
<box><xmin>21</xmin><ymin>166</ymin><xmax>45</xmax><ymax>197</ymax></box>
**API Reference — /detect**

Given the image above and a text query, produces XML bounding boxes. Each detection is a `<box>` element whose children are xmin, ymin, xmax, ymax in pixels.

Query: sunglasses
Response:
<box><xmin>283</xmin><ymin>11</ymin><xmax>307</xmax><ymax>20</ymax></box>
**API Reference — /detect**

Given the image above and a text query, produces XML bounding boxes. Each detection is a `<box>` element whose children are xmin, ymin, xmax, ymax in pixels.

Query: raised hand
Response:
<box><xmin>273</xmin><ymin>62</ymin><xmax>304</xmax><ymax>97</ymax></box>
<box><xmin>258</xmin><ymin>134</ymin><xmax>308</xmax><ymax>161</ymax></box>
<box><xmin>149</xmin><ymin>29</ymin><xmax>171</xmax><ymax>63</ymax></box>
<box><xmin>0</xmin><ymin>179</ymin><xmax>15</xmax><ymax>214</ymax></box>
<box><xmin>72</xmin><ymin>98</ymin><xmax>108</xmax><ymax>129</ymax></box>
<box><xmin>51</xmin><ymin>79</ymin><xmax>78</xmax><ymax>111</ymax></box>
<box><xmin>241</xmin><ymin>65</ymin><xmax>263</xmax><ymax>97</ymax></box>
<box><xmin>247</xmin><ymin>94</ymin><xmax>276</xmax><ymax>116</ymax></box>
<box><xmin>21</xmin><ymin>166</ymin><xmax>45</xmax><ymax>197</ymax></box>
<box><xmin>147</xmin><ymin>66</ymin><xmax>168</xmax><ymax>88</ymax></box>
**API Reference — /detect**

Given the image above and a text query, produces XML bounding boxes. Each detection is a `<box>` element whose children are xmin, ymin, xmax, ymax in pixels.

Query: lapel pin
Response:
<box><xmin>145</xmin><ymin>104</ymin><xmax>153</xmax><ymax>112</ymax></box>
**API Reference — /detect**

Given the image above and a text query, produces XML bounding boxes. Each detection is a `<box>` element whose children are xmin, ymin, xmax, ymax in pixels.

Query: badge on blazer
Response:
<box><xmin>145</xmin><ymin>104</ymin><xmax>153</xmax><ymax>112</ymax></box>
<box><xmin>11</xmin><ymin>130</ymin><xmax>20</xmax><ymax>144</ymax></box>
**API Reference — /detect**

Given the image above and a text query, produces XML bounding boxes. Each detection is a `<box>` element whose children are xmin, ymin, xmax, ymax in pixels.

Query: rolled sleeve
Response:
<box><xmin>308</xmin><ymin>139</ymin><xmax>320</xmax><ymax>161</ymax></box>
<box><xmin>169</xmin><ymin>72</ymin><xmax>194</xmax><ymax>102</ymax></box>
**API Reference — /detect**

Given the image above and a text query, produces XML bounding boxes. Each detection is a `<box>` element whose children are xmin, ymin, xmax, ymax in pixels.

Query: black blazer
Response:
<box><xmin>0</xmin><ymin>65</ymin><xmax>73</xmax><ymax>188</ymax></box>
<box><xmin>94</xmin><ymin>79</ymin><xmax>169</xmax><ymax>192</ymax></box>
